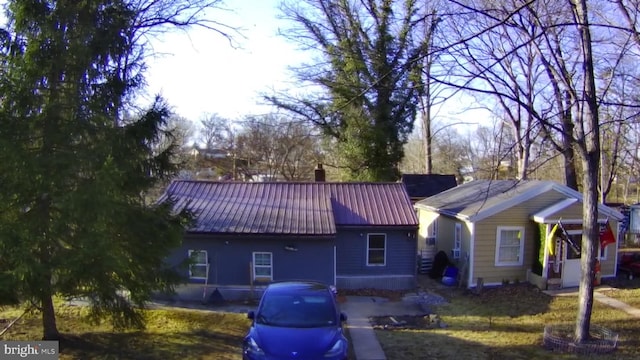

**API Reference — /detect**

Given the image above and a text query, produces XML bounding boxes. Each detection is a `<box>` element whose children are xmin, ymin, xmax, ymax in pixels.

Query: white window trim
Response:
<box><xmin>188</xmin><ymin>250</ymin><xmax>208</xmax><ymax>280</ymax></box>
<box><xmin>252</xmin><ymin>252</ymin><xmax>273</xmax><ymax>281</ymax></box>
<box><xmin>430</xmin><ymin>218</ymin><xmax>438</xmax><ymax>238</ymax></box>
<box><xmin>494</xmin><ymin>226</ymin><xmax>525</xmax><ymax>267</ymax></box>
<box><xmin>452</xmin><ymin>223</ymin><xmax>462</xmax><ymax>259</ymax></box>
<box><xmin>426</xmin><ymin>218</ymin><xmax>438</xmax><ymax>246</ymax></box>
<box><xmin>366</xmin><ymin>233</ymin><xmax>386</xmax><ymax>266</ymax></box>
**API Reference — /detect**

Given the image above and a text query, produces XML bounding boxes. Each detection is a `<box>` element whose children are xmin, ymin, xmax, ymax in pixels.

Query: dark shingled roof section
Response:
<box><xmin>415</xmin><ymin>179</ymin><xmax>525</xmax><ymax>216</ymax></box>
<box><xmin>401</xmin><ymin>174</ymin><xmax>457</xmax><ymax>199</ymax></box>
<box><xmin>161</xmin><ymin>181</ymin><xmax>418</xmax><ymax>235</ymax></box>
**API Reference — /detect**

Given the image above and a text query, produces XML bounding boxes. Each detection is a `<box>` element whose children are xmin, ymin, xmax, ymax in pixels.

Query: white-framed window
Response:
<box><xmin>495</xmin><ymin>226</ymin><xmax>524</xmax><ymax>266</ymax></box>
<box><xmin>452</xmin><ymin>223</ymin><xmax>462</xmax><ymax>259</ymax></box>
<box><xmin>253</xmin><ymin>252</ymin><xmax>273</xmax><ymax>281</ymax></box>
<box><xmin>426</xmin><ymin>218</ymin><xmax>438</xmax><ymax>246</ymax></box>
<box><xmin>367</xmin><ymin>233</ymin><xmax>386</xmax><ymax>266</ymax></box>
<box><xmin>188</xmin><ymin>250</ymin><xmax>208</xmax><ymax>280</ymax></box>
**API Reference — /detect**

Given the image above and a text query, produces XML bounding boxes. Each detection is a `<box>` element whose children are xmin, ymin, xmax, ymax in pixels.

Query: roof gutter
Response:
<box><xmin>184</xmin><ymin>232</ymin><xmax>337</xmax><ymax>241</ymax></box>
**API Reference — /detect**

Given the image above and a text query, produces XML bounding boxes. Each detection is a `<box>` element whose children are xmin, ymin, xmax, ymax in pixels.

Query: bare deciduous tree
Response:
<box><xmin>199</xmin><ymin>113</ymin><xmax>235</xmax><ymax>151</ymax></box>
<box><xmin>438</xmin><ymin>0</ymin><xmax>639</xmax><ymax>343</ymax></box>
<box><xmin>236</xmin><ymin>114</ymin><xmax>323</xmax><ymax>181</ymax></box>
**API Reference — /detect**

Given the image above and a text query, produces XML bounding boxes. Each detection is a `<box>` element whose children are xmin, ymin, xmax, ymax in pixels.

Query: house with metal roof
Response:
<box><xmin>414</xmin><ymin>180</ymin><xmax>623</xmax><ymax>290</ymax></box>
<box><xmin>160</xmin><ymin>179</ymin><xmax>419</xmax><ymax>301</ymax></box>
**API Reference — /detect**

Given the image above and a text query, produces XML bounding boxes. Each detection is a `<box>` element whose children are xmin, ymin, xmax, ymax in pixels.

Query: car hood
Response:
<box><xmin>252</xmin><ymin>324</ymin><xmax>341</xmax><ymax>358</ymax></box>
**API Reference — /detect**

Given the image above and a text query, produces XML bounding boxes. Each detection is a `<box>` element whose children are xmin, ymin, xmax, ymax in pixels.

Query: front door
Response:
<box><xmin>562</xmin><ymin>233</ymin><xmax>582</xmax><ymax>288</ymax></box>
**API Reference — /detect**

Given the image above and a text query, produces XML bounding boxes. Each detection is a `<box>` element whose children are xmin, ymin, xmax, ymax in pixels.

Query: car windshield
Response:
<box><xmin>256</xmin><ymin>292</ymin><xmax>337</xmax><ymax>328</ymax></box>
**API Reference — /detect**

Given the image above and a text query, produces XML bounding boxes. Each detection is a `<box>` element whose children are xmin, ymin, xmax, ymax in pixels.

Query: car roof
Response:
<box><xmin>265</xmin><ymin>281</ymin><xmax>331</xmax><ymax>294</ymax></box>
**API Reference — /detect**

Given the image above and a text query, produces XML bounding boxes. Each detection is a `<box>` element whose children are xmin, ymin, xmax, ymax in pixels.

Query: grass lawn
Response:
<box><xmin>376</xmin><ymin>278</ymin><xmax>640</xmax><ymax>360</ymax></box>
<box><xmin>1</xmin><ymin>301</ymin><xmax>356</xmax><ymax>360</ymax></box>
<box><xmin>1</xmin><ymin>302</ymin><xmax>251</xmax><ymax>359</ymax></box>
<box><xmin>4</xmin><ymin>282</ymin><xmax>636</xmax><ymax>360</ymax></box>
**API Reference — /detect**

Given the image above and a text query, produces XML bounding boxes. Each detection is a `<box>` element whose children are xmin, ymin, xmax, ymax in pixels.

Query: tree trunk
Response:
<box><xmin>576</xmin><ymin>157</ymin><xmax>598</xmax><ymax>342</ymax></box>
<box><xmin>571</xmin><ymin>0</ymin><xmax>600</xmax><ymax>343</ymax></box>
<box><xmin>41</xmin><ymin>290</ymin><xmax>59</xmax><ymax>340</ymax></box>
<box><xmin>514</xmin><ymin>116</ymin><xmax>529</xmax><ymax>180</ymax></box>
<box><xmin>422</xmin><ymin>109</ymin><xmax>433</xmax><ymax>174</ymax></box>
<box><xmin>562</xmin><ymin>99</ymin><xmax>579</xmax><ymax>190</ymax></box>
<box><xmin>563</xmin><ymin>139</ymin><xmax>579</xmax><ymax>190</ymax></box>
<box><xmin>518</xmin><ymin>143</ymin><xmax>530</xmax><ymax>180</ymax></box>
<box><xmin>420</xmin><ymin>11</ymin><xmax>439</xmax><ymax>175</ymax></box>
<box><xmin>537</xmin><ymin>48</ymin><xmax>579</xmax><ymax>189</ymax></box>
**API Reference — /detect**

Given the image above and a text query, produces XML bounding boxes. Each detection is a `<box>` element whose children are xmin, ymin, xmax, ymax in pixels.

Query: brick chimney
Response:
<box><xmin>314</xmin><ymin>163</ymin><xmax>326</xmax><ymax>182</ymax></box>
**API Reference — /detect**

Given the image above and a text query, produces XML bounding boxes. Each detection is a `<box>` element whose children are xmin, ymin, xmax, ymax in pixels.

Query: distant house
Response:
<box><xmin>414</xmin><ymin>180</ymin><xmax>623</xmax><ymax>289</ymax></box>
<box><xmin>160</xmin><ymin>178</ymin><xmax>418</xmax><ymax>301</ymax></box>
<box><xmin>189</xmin><ymin>145</ymin><xmax>228</xmax><ymax>160</ymax></box>
<box><xmin>401</xmin><ymin>174</ymin><xmax>458</xmax><ymax>203</ymax></box>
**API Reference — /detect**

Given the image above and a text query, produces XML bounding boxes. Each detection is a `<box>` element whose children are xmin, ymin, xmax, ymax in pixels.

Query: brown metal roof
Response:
<box><xmin>161</xmin><ymin>181</ymin><xmax>418</xmax><ymax>235</ymax></box>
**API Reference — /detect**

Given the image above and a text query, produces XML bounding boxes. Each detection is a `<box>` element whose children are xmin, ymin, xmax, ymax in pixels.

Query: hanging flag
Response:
<box><xmin>599</xmin><ymin>220</ymin><xmax>616</xmax><ymax>250</ymax></box>
<box><xmin>547</xmin><ymin>223</ymin><xmax>559</xmax><ymax>255</ymax></box>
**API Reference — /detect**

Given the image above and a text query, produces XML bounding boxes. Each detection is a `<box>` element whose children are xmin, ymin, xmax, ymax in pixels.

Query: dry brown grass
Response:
<box><xmin>1</xmin><ymin>302</ymin><xmax>251</xmax><ymax>360</ymax></box>
<box><xmin>4</xmin><ymin>278</ymin><xmax>638</xmax><ymax>360</ymax></box>
<box><xmin>375</xmin><ymin>276</ymin><xmax>640</xmax><ymax>360</ymax></box>
<box><xmin>1</xmin><ymin>300</ymin><xmax>357</xmax><ymax>360</ymax></box>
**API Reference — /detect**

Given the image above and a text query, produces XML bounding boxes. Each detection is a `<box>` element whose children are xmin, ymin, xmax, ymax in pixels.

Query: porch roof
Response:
<box><xmin>532</xmin><ymin>198</ymin><xmax>623</xmax><ymax>223</ymax></box>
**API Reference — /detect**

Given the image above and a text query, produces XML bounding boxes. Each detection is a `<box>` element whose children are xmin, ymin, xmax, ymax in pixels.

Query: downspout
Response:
<box><xmin>333</xmin><ymin>245</ymin><xmax>337</xmax><ymax>287</ymax></box>
<box><xmin>468</xmin><ymin>222</ymin><xmax>475</xmax><ymax>288</ymax></box>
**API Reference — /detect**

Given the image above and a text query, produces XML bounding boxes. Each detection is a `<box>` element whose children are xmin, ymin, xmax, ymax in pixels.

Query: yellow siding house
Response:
<box><xmin>414</xmin><ymin>180</ymin><xmax>623</xmax><ymax>289</ymax></box>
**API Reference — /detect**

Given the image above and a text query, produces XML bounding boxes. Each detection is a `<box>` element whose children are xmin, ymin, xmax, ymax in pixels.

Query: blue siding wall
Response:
<box><xmin>336</xmin><ymin>228</ymin><xmax>417</xmax><ymax>276</ymax></box>
<box><xmin>165</xmin><ymin>234</ymin><xmax>335</xmax><ymax>286</ymax></box>
<box><xmin>165</xmin><ymin>227</ymin><xmax>417</xmax><ymax>295</ymax></box>
<box><xmin>334</xmin><ymin>227</ymin><xmax>417</xmax><ymax>290</ymax></box>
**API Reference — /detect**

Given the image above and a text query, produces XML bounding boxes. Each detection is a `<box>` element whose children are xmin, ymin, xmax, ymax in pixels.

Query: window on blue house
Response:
<box><xmin>188</xmin><ymin>250</ymin><xmax>208</xmax><ymax>280</ymax></box>
<box><xmin>367</xmin><ymin>234</ymin><xmax>386</xmax><ymax>266</ymax></box>
<box><xmin>253</xmin><ymin>252</ymin><xmax>273</xmax><ymax>281</ymax></box>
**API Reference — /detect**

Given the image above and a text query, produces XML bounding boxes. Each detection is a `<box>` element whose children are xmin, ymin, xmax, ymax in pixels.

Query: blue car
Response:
<box><xmin>242</xmin><ymin>281</ymin><xmax>348</xmax><ymax>360</ymax></box>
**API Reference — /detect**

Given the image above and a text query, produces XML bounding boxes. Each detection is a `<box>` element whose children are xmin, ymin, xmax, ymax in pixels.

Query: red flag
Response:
<box><xmin>599</xmin><ymin>221</ymin><xmax>615</xmax><ymax>250</ymax></box>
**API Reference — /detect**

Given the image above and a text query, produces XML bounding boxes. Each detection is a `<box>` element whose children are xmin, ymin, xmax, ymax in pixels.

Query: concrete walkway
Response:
<box><xmin>544</xmin><ymin>285</ymin><xmax>640</xmax><ymax>318</ymax></box>
<box><xmin>594</xmin><ymin>292</ymin><xmax>640</xmax><ymax>318</ymax></box>
<box><xmin>340</xmin><ymin>296</ymin><xmax>425</xmax><ymax>360</ymax></box>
